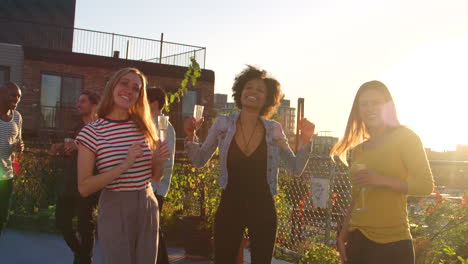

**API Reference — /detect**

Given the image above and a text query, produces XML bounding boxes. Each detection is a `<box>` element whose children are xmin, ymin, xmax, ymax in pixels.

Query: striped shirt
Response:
<box><xmin>76</xmin><ymin>118</ymin><xmax>153</xmax><ymax>191</ymax></box>
<box><xmin>0</xmin><ymin>110</ymin><xmax>23</xmax><ymax>180</ymax></box>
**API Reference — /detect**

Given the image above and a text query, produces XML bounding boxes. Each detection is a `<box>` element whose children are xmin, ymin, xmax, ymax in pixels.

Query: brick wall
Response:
<box><xmin>17</xmin><ymin>47</ymin><xmax>215</xmax><ymax>140</ymax></box>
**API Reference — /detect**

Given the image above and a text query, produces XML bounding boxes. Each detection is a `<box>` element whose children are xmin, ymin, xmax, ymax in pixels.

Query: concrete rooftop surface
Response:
<box><xmin>0</xmin><ymin>229</ymin><xmax>291</xmax><ymax>264</ymax></box>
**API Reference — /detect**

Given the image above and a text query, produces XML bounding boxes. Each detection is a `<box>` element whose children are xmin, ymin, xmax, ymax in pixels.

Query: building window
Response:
<box><xmin>0</xmin><ymin>66</ymin><xmax>10</xmax><ymax>85</ymax></box>
<box><xmin>168</xmin><ymin>89</ymin><xmax>198</xmax><ymax>140</ymax></box>
<box><xmin>182</xmin><ymin>90</ymin><xmax>198</xmax><ymax>117</ymax></box>
<box><xmin>40</xmin><ymin>73</ymin><xmax>83</xmax><ymax>129</ymax></box>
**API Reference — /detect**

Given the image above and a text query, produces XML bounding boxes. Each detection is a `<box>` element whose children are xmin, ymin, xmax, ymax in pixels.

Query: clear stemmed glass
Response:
<box><xmin>193</xmin><ymin>104</ymin><xmax>204</xmax><ymax>122</ymax></box>
<box><xmin>354</xmin><ymin>163</ymin><xmax>368</xmax><ymax>211</ymax></box>
<box><xmin>157</xmin><ymin>115</ymin><xmax>169</xmax><ymax>142</ymax></box>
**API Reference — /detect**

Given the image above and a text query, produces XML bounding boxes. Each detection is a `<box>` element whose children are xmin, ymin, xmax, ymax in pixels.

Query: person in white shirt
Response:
<box><xmin>0</xmin><ymin>81</ymin><xmax>23</xmax><ymax>237</ymax></box>
<box><xmin>147</xmin><ymin>87</ymin><xmax>176</xmax><ymax>264</ymax></box>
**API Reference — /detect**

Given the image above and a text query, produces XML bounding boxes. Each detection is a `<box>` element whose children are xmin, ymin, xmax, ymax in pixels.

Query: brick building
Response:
<box><xmin>0</xmin><ymin>43</ymin><xmax>214</xmax><ymax>147</ymax></box>
<box><xmin>0</xmin><ymin>0</ymin><xmax>214</xmax><ymax>148</ymax></box>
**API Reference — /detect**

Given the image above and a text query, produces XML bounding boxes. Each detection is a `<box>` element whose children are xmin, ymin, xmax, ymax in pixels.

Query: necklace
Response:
<box><xmin>238</xmin><ymin>118</ymin><xmax>258</xmax><ymax>154</ymax></box>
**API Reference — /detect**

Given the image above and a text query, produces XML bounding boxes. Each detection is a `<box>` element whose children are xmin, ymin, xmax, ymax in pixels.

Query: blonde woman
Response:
<box><xmin>76</xmin><ymin>68</ymin><xmax>170</xmax><ymax>264</ymax></box>
<box><xmin>330</xmin><ymin>81</ymin><xmax>434</xmax><ymax>264</ymax></box>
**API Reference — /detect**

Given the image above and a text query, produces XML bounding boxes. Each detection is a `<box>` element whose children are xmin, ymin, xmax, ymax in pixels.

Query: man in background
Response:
<box><xmin>51</xmin><ymin>90</ymin><xmax>100</xmax><ymax>264</ymax></box>
<box><xmin>0</xmin><ymin>81</ymin><xmax>23</xmax><ymax>238</ymax></box>
<box><xmin>147</xmin><ymin>87</ymin><xmax>176</xmax><ymax>264</ymax></box>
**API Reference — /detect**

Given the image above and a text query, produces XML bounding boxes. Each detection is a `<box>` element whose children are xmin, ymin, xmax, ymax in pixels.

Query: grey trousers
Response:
<box><xmin>98</xmin><ymin>187</ymin><xmax>159</xmax><ymax>264</ymax></box>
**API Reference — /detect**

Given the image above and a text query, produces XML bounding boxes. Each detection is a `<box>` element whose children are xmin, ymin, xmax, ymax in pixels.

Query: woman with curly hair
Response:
<box><xmin>184</xmin><ymin>65</ymin><xmax>316</xmax><ymax>263</ymax></box>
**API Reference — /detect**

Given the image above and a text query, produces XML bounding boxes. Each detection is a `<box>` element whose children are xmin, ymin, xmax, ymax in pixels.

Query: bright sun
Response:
<box><xmin>382</xmin><ymin>37</ymin><xmax>468</xmax><ymax>151</ymax></box>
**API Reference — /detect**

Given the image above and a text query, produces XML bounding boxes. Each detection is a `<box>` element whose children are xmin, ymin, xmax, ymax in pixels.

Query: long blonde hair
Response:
<box><xmin>330</xmin><ymin>80</ymin><xmax>400</xmax><ymax>165</ymax></box>
<box><xmin>97</xmin><ymin>68</ymin><xmax>158</xmax><ymax>151</ymax></box>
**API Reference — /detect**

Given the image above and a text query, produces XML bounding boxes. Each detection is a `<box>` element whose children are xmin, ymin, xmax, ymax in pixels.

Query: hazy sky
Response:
<box><xmin>75</xmin><ymin>0</ymin><xmax>468</xmax><ymax>151</ymax></box>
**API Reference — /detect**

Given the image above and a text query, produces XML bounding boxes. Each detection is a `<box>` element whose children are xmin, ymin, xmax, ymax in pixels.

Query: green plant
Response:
<box><xmin>163</xmin><ymin>56</ymin><xmax>201</xmax><ymax>112</ymax></box>
<box><xmin>9</xmin><ymin>147</ymin><xmax>61</xmax><ymax>233</ymax></box>
<box><xmin>275</xmin><ymin>186</ymin><xmax>294</xmax><ymax>250</ymax></box>
<box><xmin>11</xmin><ymin>147</ymin><xmax>60</xmax><ymax>217</ymax></box>
<box><xmin>297</xmin><ymin>243</ymin><xmax>340</xmax><ymax>264</ymax></box>
<box><xmin>164</xmin><ymin>158</ymin><xmax>222</xmax><ymax>232</ymax></box>
<box><xmin>410</xmin><ymin>192</ymin><xmax>468</xmax><ymax>264</ymax></box>
<box><xmin>440</xmin><ymin>246</ymin><xmax>468</xmax><ymax>264</ymax></box>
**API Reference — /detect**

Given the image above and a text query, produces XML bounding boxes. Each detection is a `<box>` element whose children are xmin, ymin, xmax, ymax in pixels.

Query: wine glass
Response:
<box><xmin>157</xmin><ymin>115</ymin><xmax>169</xmax><ymax>142</ymax></box>
<box><xmin>354</xmin><ymin>163</ymin><xmax>368</xmax><ymax>211</ymax></box>
<box><xmin>193</xmin><ymin>104</ymin><xmax>204</xmax><ymax>122</ymax></box>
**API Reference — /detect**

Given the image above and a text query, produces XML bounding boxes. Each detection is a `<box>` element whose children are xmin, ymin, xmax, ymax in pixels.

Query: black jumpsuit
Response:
<box><xmin>214</xmin><ymin>135</ymin><xmax>277</xmax><ymax>264</ymax></box>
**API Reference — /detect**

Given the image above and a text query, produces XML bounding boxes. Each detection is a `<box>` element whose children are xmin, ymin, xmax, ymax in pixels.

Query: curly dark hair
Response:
<box><xmin>232</xmin><ymin>65</ymin><xmax>282</xmax><ymax>119</ymax></box>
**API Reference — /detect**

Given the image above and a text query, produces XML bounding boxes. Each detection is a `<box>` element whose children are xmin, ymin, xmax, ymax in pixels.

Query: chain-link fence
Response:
<box><xmin>275</xmin><ymin>156</ymin><xmax>351</xmax><ymax>258</ymax></box>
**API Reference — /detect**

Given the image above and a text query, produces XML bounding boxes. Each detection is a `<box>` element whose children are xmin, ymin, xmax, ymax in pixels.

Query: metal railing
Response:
<box><xmin>0</xmin><ymin>18</ymin><xmax>206</xmax><ymax>68</ymax></box>
<box><xmin>18</xmin><ymin>105</ymin><xmax>79</xmax><ymax>138</ymax></box>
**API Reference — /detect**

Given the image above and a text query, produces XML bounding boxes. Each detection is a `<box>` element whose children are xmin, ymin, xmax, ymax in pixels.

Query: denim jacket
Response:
<box><xmin>185</xmin><ymin>112</ymin><xmax>312</xmax><ymax>196</ymax></box>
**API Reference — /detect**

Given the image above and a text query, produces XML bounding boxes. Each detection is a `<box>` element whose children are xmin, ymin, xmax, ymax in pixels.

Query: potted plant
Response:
<box><xmin>165</xmin><ymin>156</ymin><xmax>221</xmax><ymax>260</ymax></box>
<box><xmin>183</xmin><ymin>158</ymin><xmax>221</xmax><ymax>259</ymax></box>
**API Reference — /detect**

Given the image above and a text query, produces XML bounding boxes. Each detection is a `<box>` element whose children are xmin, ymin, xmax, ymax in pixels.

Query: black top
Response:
<box><xmin>226</xmin><ymin>134</ymin><xmax>270</xmax><ymax>198</ymax></box>
<box><xmin>57</xmin><ymin>120</ymin><xmax>84</xmax><ymax>196</ymax></box>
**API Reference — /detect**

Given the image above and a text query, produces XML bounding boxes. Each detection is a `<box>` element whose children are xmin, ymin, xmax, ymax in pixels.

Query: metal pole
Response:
<box><xmin>295</xmin><ymin>98</ymin><xmax>305</xmax><ymax>152</ymax></box>
<box><xmin>159</xmin><ymin>33</ymin><xmax>164</xmax><ymax>64</ymax></box>
<box><xmin>324</xmin><ymin>164</ymin><xmax>336</xmax><ymax>245</ymax></box>
<box><xmin>203</xmin><ymin>48</ymin><xmax>206</xmax><ymax>69</ymax></box>
<box><xmin>192</xmin><ymin>50</ymin><xmax>196</xmax><ymax>67</ymax></box>
<box><xmin>111</xmin><ymin>33</ymin><xmax>114</xmax><ymax>57</ymax></box>
<box><xmin>126</xmin><ymin>40</ymin><xmax>129</xmax><ymax>59</ymax></box>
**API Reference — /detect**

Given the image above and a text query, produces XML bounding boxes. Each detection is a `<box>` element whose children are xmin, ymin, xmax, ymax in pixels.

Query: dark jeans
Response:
<box><xmin>55</xmin><ymin>191</ymin><xmax>100</xmax><ymax>264</ymax></box>
<box><xmin>214</xmin><ymin>189</ymin><xmax>277</xmax><ymax>264</ymax></box>
<box><xmin>155</xmin><ymin>194</ymin><xmax>169</xmax><ymax>264</ymax></box>
<box><xmin>0</xmin><ymin>179</ymin><xmax>14</xmax><ymax>237</ymax></box>
<box><xmin>346</xmin><ymin>229</ymin><xmax>415</xmax><ymax>264</ymax></box>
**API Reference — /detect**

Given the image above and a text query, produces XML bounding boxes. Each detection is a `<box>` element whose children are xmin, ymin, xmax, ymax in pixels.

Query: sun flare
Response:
<box><xmin>382</xmin><ymin>37</ymin><xmax>468</xmax><ymax>151</ymax></box>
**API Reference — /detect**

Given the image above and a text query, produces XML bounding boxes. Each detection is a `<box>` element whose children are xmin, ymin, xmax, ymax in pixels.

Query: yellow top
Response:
<box><xmin>349</xmin><ymin>126</ymin><xmax>434</xmax><ymax>244</ymax></box>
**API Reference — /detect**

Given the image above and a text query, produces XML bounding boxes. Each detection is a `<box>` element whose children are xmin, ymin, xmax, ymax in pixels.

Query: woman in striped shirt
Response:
<box><xmin>76</xmin><ymin>68</ymin><xmax>170</xmax><ymax>264</ymax></box>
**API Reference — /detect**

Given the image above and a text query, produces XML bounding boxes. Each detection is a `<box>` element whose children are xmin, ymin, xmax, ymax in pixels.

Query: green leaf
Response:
<box><xmin>181</xmin><ymin>79</ymin><xmax>188</xmax><ymax>88</ymax></box>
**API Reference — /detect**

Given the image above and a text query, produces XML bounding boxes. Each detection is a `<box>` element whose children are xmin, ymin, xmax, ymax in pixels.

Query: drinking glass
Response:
<box><xmin>354</xmin><ymin>163</ymin><xmax>368</xmax><ymax>211</ymax></box>
<box><xmin>11</xmin><ymin>138</ymin><xmax>21</xmax><ymax>176</ymax></box>
<box><xmin>193</xmin><ymin>104</ymin><xmax>204</xmax><ymax>122</ymax></box>
<box><xmin>157</xmin><ymin>115</ymin><xmax>169</xmax><ymax>142</ymax></box>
